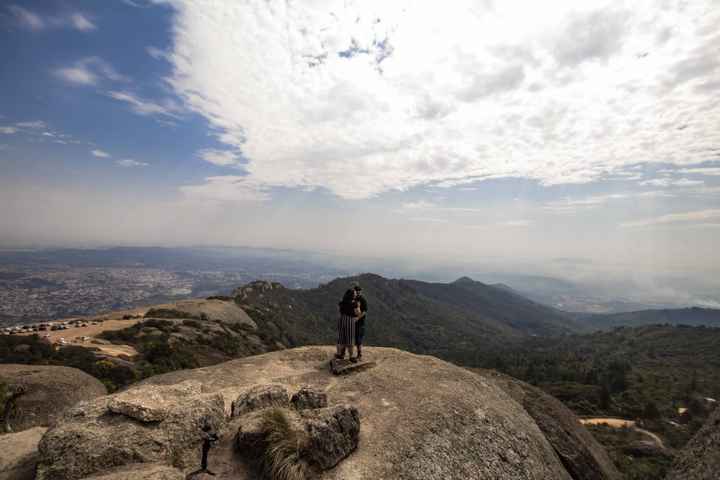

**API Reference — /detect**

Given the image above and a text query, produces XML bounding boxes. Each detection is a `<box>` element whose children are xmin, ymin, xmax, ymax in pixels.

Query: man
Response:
<box><xmin>354</xmin><ymin>285</ymin><xmax>368</xmax><ymax>360</ymax></box>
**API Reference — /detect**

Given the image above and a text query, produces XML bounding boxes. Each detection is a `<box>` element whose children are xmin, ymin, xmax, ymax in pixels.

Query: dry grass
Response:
<box><xmin>260</xmin><ymin>407</ymin><xmax>311</xmax><ymax>480</ymax></box>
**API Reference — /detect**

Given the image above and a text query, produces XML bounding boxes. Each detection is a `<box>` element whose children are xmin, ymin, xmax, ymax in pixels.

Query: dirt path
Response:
<box><xmin>16</xmin><ymin>308</ymin><xmax>147</xmax><ymax>358</ymax></box>
<box><xmin>580</xmin><ymin>417</ymin><xmax>665</xmax><ymax>448</ymax></box>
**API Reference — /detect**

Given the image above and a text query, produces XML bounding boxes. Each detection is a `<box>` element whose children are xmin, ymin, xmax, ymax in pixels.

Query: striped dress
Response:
<box><xmin>337</xmin><ymin>313</ymin><xmax>355</xmax><ymax>347</ymax></box>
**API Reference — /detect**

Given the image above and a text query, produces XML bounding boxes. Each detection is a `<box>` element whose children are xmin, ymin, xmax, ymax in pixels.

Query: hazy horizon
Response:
<box><xmin>2</xmin><ymin>1</ymin><xmax>719</xmax><ymax>284</ymax></box>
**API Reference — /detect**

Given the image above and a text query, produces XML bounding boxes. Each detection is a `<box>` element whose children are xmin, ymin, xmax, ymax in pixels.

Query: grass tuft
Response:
<box><xmin>260</xmin><ymin>407</ymin><xmax>311</xmax><ymax>480</ymax></box>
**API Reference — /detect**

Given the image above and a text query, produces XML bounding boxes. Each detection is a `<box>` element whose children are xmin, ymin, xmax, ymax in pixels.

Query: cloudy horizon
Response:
<box><xmin>1</xmin><ymin>0</ymin><xmax>719</xmax><ymax>281</ymax></box>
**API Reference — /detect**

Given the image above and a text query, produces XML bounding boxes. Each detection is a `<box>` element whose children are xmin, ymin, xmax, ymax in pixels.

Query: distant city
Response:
<box><xmin>0</xmin><ymin>247</ymin><xmax>350</xmax><ymax>325</ymax></box>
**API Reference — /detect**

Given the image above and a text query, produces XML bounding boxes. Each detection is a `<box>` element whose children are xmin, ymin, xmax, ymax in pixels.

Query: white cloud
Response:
<box><xmin>115</xmin><ymin>159</ymin><xmax>149</xmax><ymax>168</ymax></box>
<box><xmin>91</xmin><ymin>149</ymin><xmax>110</xmax><ymax>158</ymax></box>
<box><xmin>621</xmin><ymin>209</ymin><xmax>720</xmax><ymax>228</ymax></box>
<box><xmin>7</xmin><ymin>6</ymin><xmax>97</xmax><ymax>32</ymax></box>
<box><xmin>69</xmin><ymin>13</ymin><xmax>96</xmax><ymax>32</ymax></box>
<box><xmin>108</xmin><ymin>91</ymin><xmax>183</xmax><ymax>118</ymax></box>
<box><xmin>0</xmin><ymin>127</ymin><xmax>18</xmax><ymax>135</ymax></box>
<box><xmin>198</xmin><ymin>149</ymin><xmax>239</xmax><ymax>166</ymax></box>
<box><xmin>54</xmin><ymin>57</ymin><xmax>127</xmax><ymax>86</ymax></box>
<box><xmin>8</xmin><ymin>5</ymin><xmax>44</xmax><ymax>30</ymax></box>
<box><xmin>166</xmin><ymin>0</ymin><xmax>720</xmax><ymax>200</ymax></box>
<box><xmin>639</xmin><ymin>178</ymin><xmax>704</xmax><ymax>187</ymax></box>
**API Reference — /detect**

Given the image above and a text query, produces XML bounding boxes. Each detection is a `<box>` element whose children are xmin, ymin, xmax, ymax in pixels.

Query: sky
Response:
<box><xmin>1</xmin><ymin>0</ymin><xmax>719</xmax><ymax>285</ymax></box>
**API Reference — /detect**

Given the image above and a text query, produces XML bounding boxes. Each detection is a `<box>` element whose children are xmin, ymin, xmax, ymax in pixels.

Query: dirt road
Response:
<box><xmin>580</xmin><ymin>417</ymin><xmax>665</xmax><ymax>448</ymax></box>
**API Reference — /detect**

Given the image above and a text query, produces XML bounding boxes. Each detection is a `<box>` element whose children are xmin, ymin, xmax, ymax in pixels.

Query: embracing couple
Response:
<box><xmin>335</xmin><ymin>285</ymin><xmax>368</xmax><ymax>362</ymax></box>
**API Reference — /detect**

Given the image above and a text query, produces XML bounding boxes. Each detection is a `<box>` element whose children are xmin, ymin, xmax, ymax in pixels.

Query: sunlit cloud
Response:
<box><xmin>69</xmin><ymin>13</ymin><xmax>96</xmax><ymax>32</ymax></box>
<box><xmin>54</xmin><ymin>58</ymin><xmax>127</xmax><ymax>86</ymax></box>
<box><xmin>91</xmin><ymin>149</ymin><xmax>110</xmax><ymax>158</ymax></box>
<box><xmin>108</xmin><ymin>91</ymin><xmax>183</xmax><ymax>119</ymax></box>
<box><xmin>7</xmin><ymin>5</ymin><xmax>96</xmax><ymax>32</ymax></box>
<box><xmin>197</xmin><ymin>149</ymin><xmax>240</xmax><ymax>166</ymax></box>
<box><xmin>166</xmin><ymin>0</ymin><xmax>720</xmax><ymax>200</ymax></box>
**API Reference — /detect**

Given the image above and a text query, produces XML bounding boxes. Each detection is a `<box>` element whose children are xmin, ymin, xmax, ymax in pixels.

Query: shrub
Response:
<box><xmin>260</xmin><ymin>408</ymin><xmax>309</xmax><ymax>480</ymax></box>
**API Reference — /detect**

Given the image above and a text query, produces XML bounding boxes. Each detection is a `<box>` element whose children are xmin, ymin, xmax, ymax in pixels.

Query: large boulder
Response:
<box><xmin>137</xmin><ymin>346</ymin><xmax>573</xmax><ymax>479</ymax></box>
<box><xmin>304</xmin><ymin>405</ymin><xmax>360</xmax><ymax>470</ymax></box>
<box><xmin>231</xmin><ymin>384</ymin><xmax>289</xmax><ymax>417</ymax></box>
<box><xmin>666</xmin><ymin>405</ymin><xmax>720</xmax><ymax>480</ymax></box>
<box><xmin>144</xmin><ymin>299</ymin><xmax>256</xmax><ymax>330</ymax></box>
<box><xmin>0</xmin><ymin>426</ymin><xmax>46</xmax><ymax>480</ymax></box>
<box><xmin>0</xmin><ymin>365</ymin><xmax>107</xmax><ymax>432</ymax></box>
<box><xmin>477</xmin><ymin>369</ymin><xmax>622</xmax><ymax>480</ymax></box>
<box><xmin>291</xmin><ymin>386</ymin><xmax>328</xmax><ymax>410</ymax></box>
<box><xmin>35</xmin><ymin>381</ymin><xmax>225</xmax><ymax>480</ymax></box>
<box><xmin>108</xmin><ymin>380</ymin><xmax>203</xmax><ymax>422</ymax></box>
<box><xmin>79</xmin><ymin>464</ymin><xmax>184</xmax><ymax>480</ymax></box>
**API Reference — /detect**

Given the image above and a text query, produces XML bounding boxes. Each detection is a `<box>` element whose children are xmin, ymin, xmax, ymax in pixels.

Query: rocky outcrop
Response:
<box><xmin>138</xmin><ymin>346</ymin><xmax>573</xmax><ymax>479</ymax></box>
<box><xmin>0</xmin><ymin>426</ymin><xmax>46</xmax><ymax>480</ymax></box>
<box><xmin>0</xmin><ymin>365</ymin><xmax>107</xmax><ymax>432</ymax></box>
<box><xmin>291</xmin><ymin>386</ymin><xmax>327</xmax><ymax>410</ymax></box>
<box><xmin>666</xmin><ymin>405</ymin><xmax>720</xmax><ymax>480</ymax></box>
<box><xmin>108</xmin><ymin>380</ymin><xmax>204</xmax><ymax>422</ymax></box>
<box><xmin>35</xmin><ymin>346</ymin><xmax>597</xmax><ymax>479</ymax></box>
<box><xmin>472</xmin><ymin>369</ymin><xmax>622</xmax><ymax>480</ymax></box>
<box><xmin>79</xmin><ymin>464</ymin><xmax>184</xmax><ymax>480</ymax></box>
<box><xmin>231</xmin><ymin>384</ymin><xmax>289</xmax><ymax>417</ymax></box>
<box><xmin>145</xmin><ymin>299</ymin><xmax>257</xmax><ymax>330</ymax></box>
<box><xmin>303</xmin><ymin>405</ymin><xmax>360</xmax><ymax>470</ymax></box>
<box><xmin>35</xmin><ymin>381</ymin><xmax>225</xmax><ymax>480</ymax></box>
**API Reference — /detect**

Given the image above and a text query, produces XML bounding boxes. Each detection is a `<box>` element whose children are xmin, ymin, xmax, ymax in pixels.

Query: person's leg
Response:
<box><xmin>355</xmin><ymin>319</ymin><xmax>364</xmax><ymax>359</ymax></box>
<box><xmin>201</xmin><ymin>445</ymin><xmax>209</xmax><ymax>470</ymax></box>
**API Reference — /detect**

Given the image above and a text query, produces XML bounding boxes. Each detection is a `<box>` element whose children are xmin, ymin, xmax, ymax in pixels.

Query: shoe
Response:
<box><xmin>334</xmin><ymin>354</ymin><xmax>344</xmax><ymax>360</ymax></box>
<box><xmin>356</xmin><ymin>354</ymin><xmax>363</xmax><ymax>361</ymax></box>
<box><xmin>349</xmin><ymin>356</ymin><xmax>358</xmax><ymax>363</ymax></box>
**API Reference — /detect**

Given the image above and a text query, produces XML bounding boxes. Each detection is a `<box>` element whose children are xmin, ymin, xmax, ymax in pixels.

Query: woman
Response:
<box><xmin>336</xmin><ymin>288</ymin><xmax>360</xmax><ymax>362</ymax></box>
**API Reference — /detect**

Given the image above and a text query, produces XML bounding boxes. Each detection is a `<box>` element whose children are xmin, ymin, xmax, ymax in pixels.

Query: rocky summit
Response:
<box><xmin>28</xmin><ymin>346</ymin><xmax>593</xmax><ymax>479</ymax></box>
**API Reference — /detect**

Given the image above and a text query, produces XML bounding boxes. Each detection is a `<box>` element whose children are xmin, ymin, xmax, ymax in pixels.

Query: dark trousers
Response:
<box><xmin>355</xmin><ymin>317</ymin><xmax>366</xmax><ymax>346</ymax></box>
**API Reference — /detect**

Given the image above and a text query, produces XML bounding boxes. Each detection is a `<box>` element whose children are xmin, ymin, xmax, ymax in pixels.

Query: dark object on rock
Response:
<box><xmin>188</xmin><ymin>423</ymin><xmax>219</xmax><ymax>477</ymax></box>
<box><xmin>232</xmin><ymin>384</ymin><xmax>289</xmax><ymax>417</ymax></box>
<box><xmin>666</xmin><ymin>405</ymin><xmax>720</xmax><ymax>480</ymax></box>
<box><xmin>0</xmin><ymin>364</ymin><xmax>107</xmax><ymax>432</ymax></box>
<box><xmin>35</xmin><ymin>380</ymin><xmax>225</xmax><ymax>480</ymax></box>
<box><xmin>78</xmin><ymin>463</ymin><xmax>184</xmax><ymax>480</ymax></box>
<box><xmin>291</xmin><ymin>387</ymin><xmax>327</xmax><ymax>410</ymax></box>
<box><xmin>304</xmin><ymin>405</ymin><xmax>360</xmax><ymax>470</ymax></box>
<box><xmin>329</xmin><ymin>358</ymin><xmax>376</xmax><ymax>376</ymax></box>
<box><xmin>475</xmin><ymin>368</ymin><xmax>622</xmax><ymax>480</ymax></box>
<box><xmin>0</xmin><ymin>426</ymin><xmax>46</xmax><ymax>480</ymax></box>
